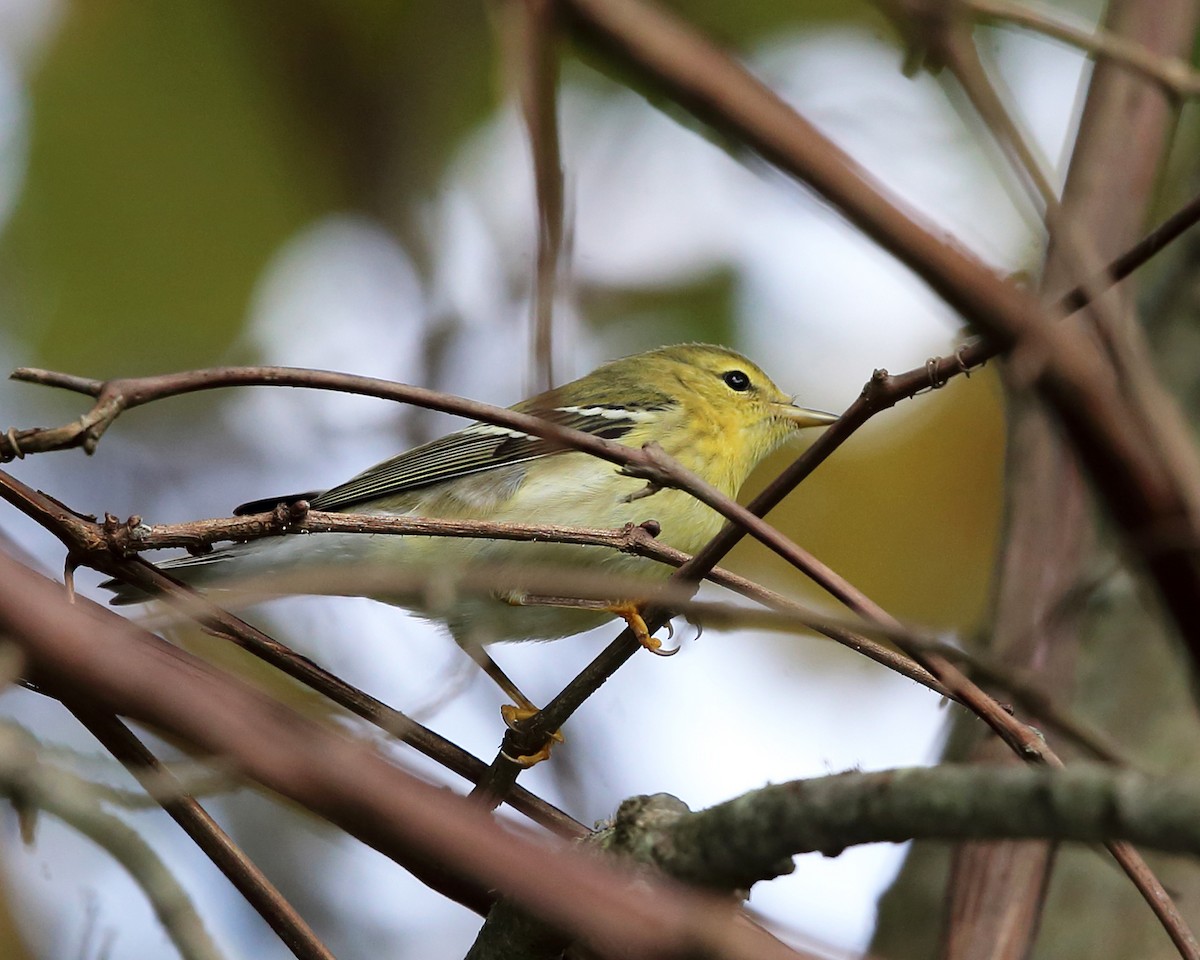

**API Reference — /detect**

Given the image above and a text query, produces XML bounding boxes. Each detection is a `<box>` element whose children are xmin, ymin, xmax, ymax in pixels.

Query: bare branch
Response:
<box><xmin>2</xmin><ymin>366</ymin><xmax>651</xmax><ymax>466</ymax></box>
<box><xmin>470</xmin><ymin>793</ymin><xmax>819</xmax><ymax>960</ymax></box>
<box><xmin>967</xmin><ymin>0</ymin><xmax>1200</xmax><ymax>98</ymax></box>
<box><xmin>643</xmin><ymin>765</ymin><xmax>1200</xmax><ymax>884</ymax></box>
<box><xmin>64</xmin><ymin>706</ymin><xmax>336</xmax><ymax>960</ymax></box>
<box><xmin>94</xmin><ymin>506</ymin><xmax>674</xmax><ymax>559</ymax></box>
<box><xmin>503</xmin><ymin>0</ymin><xmax>568</xmax><ymax>391</ymax></box>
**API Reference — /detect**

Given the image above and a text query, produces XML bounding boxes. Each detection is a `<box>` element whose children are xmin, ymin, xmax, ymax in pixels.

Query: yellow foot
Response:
<box><xmin>606</xmin><ymin>602</ymin><xmax>679</xmax><ymax>657</ymax></box>
<box><xmin>499</xmin><ymin>704</ymin><xmax>565</xmax><ymax>767</ymax></box>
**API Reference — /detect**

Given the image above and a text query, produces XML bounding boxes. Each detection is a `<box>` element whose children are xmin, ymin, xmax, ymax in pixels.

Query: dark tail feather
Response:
<box><xmin>99</xmin><ymin>575</ymin><xmax>158</xmax><ymax>606</ymax></box>
<box><xmin>99</xmin><ymin>551</ymin><xmax>234</xmax><ymax>605</ymax></box>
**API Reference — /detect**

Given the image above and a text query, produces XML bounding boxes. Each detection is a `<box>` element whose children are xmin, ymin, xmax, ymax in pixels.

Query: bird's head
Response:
<box><xmin>578</xmin><ymin>343</ymin><xmax>837</xmax><ymax>491</ymax></box>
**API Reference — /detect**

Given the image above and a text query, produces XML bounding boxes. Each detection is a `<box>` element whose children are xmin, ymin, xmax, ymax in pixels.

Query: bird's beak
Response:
<box><xmin>774</xmin><ymin>402</ymin><xmax>840</xmax><ymax>428</ymax></box>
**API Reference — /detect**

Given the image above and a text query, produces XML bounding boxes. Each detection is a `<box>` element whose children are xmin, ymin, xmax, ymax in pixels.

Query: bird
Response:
<box><xmin>104</xmin><ymin>344</ymin><xmax>835</xmax><ymax>755</ymax></box>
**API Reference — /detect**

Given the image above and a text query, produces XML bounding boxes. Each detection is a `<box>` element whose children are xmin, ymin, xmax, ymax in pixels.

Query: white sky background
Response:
<box><xmin>0</xmin><ymin>5</ymin><xmax>1098</xmax><ymax>959</ymax></box>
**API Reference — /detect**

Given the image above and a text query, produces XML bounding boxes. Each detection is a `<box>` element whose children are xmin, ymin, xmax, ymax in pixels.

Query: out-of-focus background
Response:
<box><xmin>0</xmin><ymin>0</ymin><xmax>1108</xmax><ymax>956</ymax></box>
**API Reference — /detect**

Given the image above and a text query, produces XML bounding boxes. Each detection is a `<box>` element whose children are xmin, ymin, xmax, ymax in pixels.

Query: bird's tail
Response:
<box><xmin>101</xmin><ymin>549</ymin><xmax>252</xmax><ymax>605</ymax></box>
<box><xmin>100</xmin><ymin>533</ymin><xmax>382</xmax><ymax>606</ymax></box>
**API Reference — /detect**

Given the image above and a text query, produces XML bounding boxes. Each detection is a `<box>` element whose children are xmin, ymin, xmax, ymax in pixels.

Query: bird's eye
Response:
<box><xmin>722</xmin><ymin>370</ymin><xmax>751</xmax><ymax>392</ymax></box>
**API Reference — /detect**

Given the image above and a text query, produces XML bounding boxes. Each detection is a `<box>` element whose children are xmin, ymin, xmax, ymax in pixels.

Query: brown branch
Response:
<box><xmin>95</xmin><ymin>506</ymin><xmax>676</xmax><ymax>559</ymax></box>
<box><xmin>967</xmin><ymin>0</ymin><xmax>1200</xmax><ymax>98</ymax></box>
<box><xmin>1071</xmin><ymin>190</ymin><xmax>1200</xmax><ymax>314</ymax></box>
<box><xmin>469</xmin><ymin>793</ymin><xmax>824</xmax><ymax>960</ymax></box>
<box><xmin>63</xmin><ymin>705</ymin><xmax>336</xmax><ymax>960</ymax></box>
<box><xmin>504</xmin><ymin>0</ymin><xmax>567</xmax><ymax>391</ymax></box>
<box><xmin>641</xmin><ymin>766</ymin><xmax>1200</xmax><ymax>880</ymax></box>
<box><xmin>1</xmin><ymin>366</ymin><xmax>651</xmax><ymax>466</ymax></box>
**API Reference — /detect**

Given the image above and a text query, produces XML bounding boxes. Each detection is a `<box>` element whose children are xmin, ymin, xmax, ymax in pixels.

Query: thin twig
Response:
<box><xmin>506</xmin><ymin>0</ymin><xmax>567</xmax><ymax>391</ymax></box>
<box><xmin>967</xmin><ymin>0</ymin><xmax>1200</xmax><ymax>98</ymax></box>
<box><xmin>64</xmin><ymin>705</ymin><xmax>336</xmax><ymax>960</ymax></box>
<box><xmin>2</xmin><ymin>366</ymin><xmax>655</xmax><ymax>466</ymax></box>
<box><xmin>92</xmin><ymin>507</ymin><xmax>678</xmax><ymax>559</ymax></box>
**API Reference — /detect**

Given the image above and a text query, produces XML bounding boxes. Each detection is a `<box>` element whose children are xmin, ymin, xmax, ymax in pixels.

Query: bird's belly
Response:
<box><xmin>437</xmin><ymin>593</ymin><xmax>613</xmax><ymax>647</ymax></box>
<box><xmin>360</xmin><ymin>462</ymin><xmax>725</xmax><ymax>645</ymax></box>
<box><xmin>377</xmin><ymin>536</ymin><xmax>672</xmax><ymax>645</ymax></box>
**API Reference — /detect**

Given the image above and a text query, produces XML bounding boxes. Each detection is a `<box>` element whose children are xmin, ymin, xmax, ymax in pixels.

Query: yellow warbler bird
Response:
<box><xmin>106</xmin><ymin>343</ymin><xmax>834</xmax><ymax>718</ymax></box>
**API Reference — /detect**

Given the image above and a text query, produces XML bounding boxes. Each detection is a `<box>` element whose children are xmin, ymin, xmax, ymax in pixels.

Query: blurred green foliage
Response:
<box><xmin>1</xmin><ymin>0</ymin><xmax>499</xmax><ymax>376</ymax></box>
<box><xmin>5</xmin><ymin>3</ymin><xmax>335</xmax><ymax>374</ymax></box>
<box><xmin>0</xmin><ymin>869</ymin><xmax>32</xmax><ymax>960</ymax></box>
<box><xmin>582</xmin><ymin>269</ymin><xmax>738</xmax><ymax>350</ymax></box>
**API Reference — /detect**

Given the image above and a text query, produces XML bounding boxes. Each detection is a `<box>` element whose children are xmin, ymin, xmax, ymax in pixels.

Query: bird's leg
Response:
<box><xmin>466</xmin><ymin>644</ymin><xmax>536</xmax><ymax>712</ymax></box>
<box><xmin>503</xmin><ymin>592</ymin><xmax>679</xmax><ymax>657</ymax></box>
<box><xmin>465</xmin><ymin>644</ymin><xmax>563</xmax><ymax>767</ymax></box>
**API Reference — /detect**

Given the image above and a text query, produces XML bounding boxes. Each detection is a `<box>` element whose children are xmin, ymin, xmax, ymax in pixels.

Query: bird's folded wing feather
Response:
<box><xmin>234</xmin><ymin>402</ymin><xmax>670</xmax><ymax>516</ymax></box>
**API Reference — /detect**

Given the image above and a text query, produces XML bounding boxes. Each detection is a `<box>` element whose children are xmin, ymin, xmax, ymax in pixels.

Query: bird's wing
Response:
<box><xmin>234</xmin><ymin>404</ymin><xmax>663</xmax><ymax>516</ymax></box>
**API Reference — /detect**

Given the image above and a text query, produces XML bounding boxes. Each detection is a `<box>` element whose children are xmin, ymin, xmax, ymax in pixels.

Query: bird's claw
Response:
<box><xmin>642</xmin><ymin>632</ymin><xmax>681</xmax><ymax>657</ymax></box>
<box><xmin>607</xmin><ymin>602</ymin><xmax>680</xmax><ymax>656</ymax></box>
<box><xmin>499</xmin><ymin>703</ymin><xmax>565</xmax><ymax>767</ymax></box>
